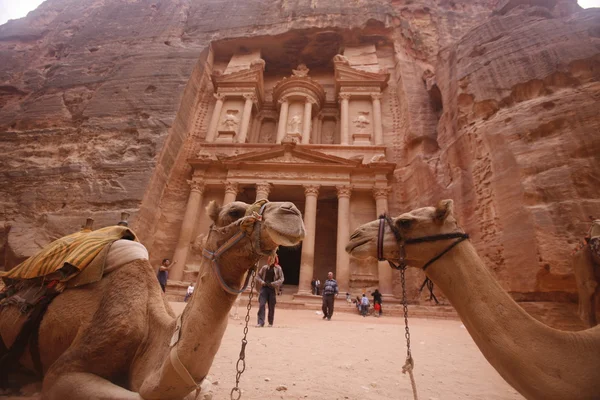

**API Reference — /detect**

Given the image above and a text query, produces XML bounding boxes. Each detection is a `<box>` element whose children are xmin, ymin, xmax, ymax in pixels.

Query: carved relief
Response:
<box><xmin>288</xmin><ymin>115</ymin><xmax>302</xmax><ymax>133</ymax></box>
<box><xmin>336</xmin><ymin>185</ymin><xmax>352</xmax><ymax>198</ymax></box>
<box><xmin>339</xmin><ymin>93</ymin><xmax>351</xmax><ymax>101</ymax></box>
<box><xmin>303</xmin><ymin>184</ymin><xmax>320</xmax><ymax>196</ymax></box>
<box><xmin>224</xmin><ymin>181</ymin><xmax>239</xmax><ymax>195</ymax></box>
<box><xmin>187</xmin><ymin>179</ymin><xmax>205</xmax><ymax>194</ymax></box>
<box><xmin>352</xmin><ymin>112</ymin><xmax>371</xmax><ymax>132</ymax></box>
<box><xmin>292</xmin><ymin>64</ymin><xmax>310</xmax><ymax>77</ymax></box>
<box><xmin>322</xmin><ymin>130</ymin><xmax>334</xmax><ymax>144</ymax></box>
<box><xmin>221</xmin><ymin>110</ymin><xmax>240</xmax><ymax>131</ymax></box>
<box><xmin>372</xmin><ymin>187</ymin><xmax>391</xmax><ymax>199</ymax></box>
<box><xmin>333</xmin><ymin>54</ymin><xmax>350</xmax><ymax>64</ymax></box>
<box><xmin>369</xmin><ymin>154</ymin><xmax>387</xmax><ymax>163</ymax></box>
<box><xmin>371</xmin><ymin>93</ymin><xmax>382</xmax><ymax>101</ymax></box>
<box><xmin>256</xmin><ymin>182</ymin><xmax>271</xmax><ymax>195</ymax></box>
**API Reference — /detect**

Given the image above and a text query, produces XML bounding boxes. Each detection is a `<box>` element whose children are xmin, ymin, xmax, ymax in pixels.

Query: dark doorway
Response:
<box><xmin>277</xmin><ymin>245</ymin><xmax>302</xmax><ymax>285</ymax></box>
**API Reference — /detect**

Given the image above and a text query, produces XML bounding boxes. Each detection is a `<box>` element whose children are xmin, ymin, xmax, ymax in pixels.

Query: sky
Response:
<box><xmin>0</xmin><ymin>0</ymin><xmax>599</xmax><ymax>26</ymax></box>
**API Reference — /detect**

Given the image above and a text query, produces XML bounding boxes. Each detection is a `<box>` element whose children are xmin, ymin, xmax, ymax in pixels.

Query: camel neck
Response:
<box><xmin>139</xmin><ymin>257</ymin><xmax>247</xmax><ymax>399</ymax></box>
<box><xmin>425</xmin><ymin>240</ymin><xmax>600</xmax><ymax>399</ymax></box>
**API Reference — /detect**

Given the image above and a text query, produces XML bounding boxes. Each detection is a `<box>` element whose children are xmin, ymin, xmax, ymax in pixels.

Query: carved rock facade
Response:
<box><xmin>0</xmin><ymin>0</ymin><xmax>598</xmax><ymax>313</ymax></box>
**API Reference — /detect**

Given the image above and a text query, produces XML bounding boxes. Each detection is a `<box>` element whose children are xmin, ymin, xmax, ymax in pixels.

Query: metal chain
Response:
<box><xmin>400</xmin><ymin>266</ymin><xmax>419</xmax><ymax>400</ymax></box>
<box><xmin>400</xmin><ymin>266</ymin><xmax>411</xmax><ymax>361</ymax></box>
<box><xmin>230</xmin><ymin>268</ymin><xmax>257</xmax><ymax>400</ymax></box>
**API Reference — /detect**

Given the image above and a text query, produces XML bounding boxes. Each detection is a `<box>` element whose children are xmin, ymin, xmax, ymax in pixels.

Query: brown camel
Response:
<box><xmin>346</xmin><ymin>200</ymin><xmax>600</xmax><ymax>400</ymax></box>
<box><xmin>0</xmin><ymin>200</ymin><xmax>305</xmax><ymax>399</ymax></box>
<box><xmin>573</xmin><ymin>219</ymin><xmax>600</xmax><ymax>327</ymax></box>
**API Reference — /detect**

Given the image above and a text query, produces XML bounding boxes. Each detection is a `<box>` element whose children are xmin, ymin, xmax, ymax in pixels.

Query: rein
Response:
<box><xmin>376</xmin><ymin>214</ymin><xmax>469</xmax><ymax>400</ymax></box>
<box><xmin>202</xmin><ymin>201</ymin><xmax>272</xmax><ymax>295</ymax></box>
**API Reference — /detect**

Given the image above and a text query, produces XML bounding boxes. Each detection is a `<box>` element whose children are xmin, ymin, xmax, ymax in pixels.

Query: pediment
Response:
<box><xmin>334</xmin><ymin>63</ymin><xmax>389</xmax><ymax>91</ymax></box>
<box><xmin>221</xmin><ymin>143</ymin><xmax>361</xmax><ymax>167</ymax></box>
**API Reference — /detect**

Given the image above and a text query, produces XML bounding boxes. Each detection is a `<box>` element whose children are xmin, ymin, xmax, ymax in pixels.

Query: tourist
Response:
<box><xmin>345</xmin><ymin>292</ymin><xmax>352</xmax><ymax>304</ymax></box>
<box><xmin>371</xmin><ymin>288</ymin><xmax>383</xmax><ymax>316</ymax></box>
<box><xmin>321</xmin><ymin>271</ymin><xmax>339</xmax><ymax>320</ymax></box>
<box><xmin>311</xmin><ymin>277</ymin><xmax>317</xmax><ymax>295</ymax></box>
<box><xmin>255</xmin><ymin>255</ymin><xmax>284</xmax><ymax>327</ymax></box>
<box><xmin>314</xmin><ymin>277</ymin><xmax>321</xmax><ymax>295</ymax></box>
<box><xmin>157</xmin><ymin>258</ymin><xmax>175</xmax><ymax>293</ymax></box>
<box><xmin>360</xmin><ymin>294</ymin><xmax>370</xmax><ymax>317</ymax></box>
<box><xmin>184</xmin><ymin>282</ymin><xmax>194</xmax><ymax>302</ymax></box>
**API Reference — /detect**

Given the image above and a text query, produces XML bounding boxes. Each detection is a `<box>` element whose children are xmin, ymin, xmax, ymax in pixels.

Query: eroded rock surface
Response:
<box><xmin>1</xmin><ymin>0</ymin><xmax>598</xmax><ymax>310</ymax></box>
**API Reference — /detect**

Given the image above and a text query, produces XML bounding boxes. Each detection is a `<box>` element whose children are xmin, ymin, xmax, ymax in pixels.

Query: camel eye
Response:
<box><xmin>397</xmin><ymin>219</ymin><xmax>413</xmax><ymax>230</ymax></box>
<box><xmin>228</xmin><ymin>209</ymin><xmax>244</xmax><ymax>219</ymax></box>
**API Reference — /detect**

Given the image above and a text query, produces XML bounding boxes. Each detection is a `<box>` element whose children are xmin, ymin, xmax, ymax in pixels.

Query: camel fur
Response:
<box><xmin>0</xmin><ymin>200</ymin><xmax>305</xmax><ymax>400</ymax></box>
<box><xmin>346</xmin><ymin>200</ymin><xmax>600</xmax><ymax>400</ymax></box>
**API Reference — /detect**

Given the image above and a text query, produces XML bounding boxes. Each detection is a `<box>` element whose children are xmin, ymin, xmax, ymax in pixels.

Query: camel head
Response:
<box><xmin>204</xmin><ymin>200</ymin><xmax>305</xmax><ymax>281</ymax></box>
<box><xmin>346</xmin><ymin>199</ymin><xmax>463</xmax><ymax>268</ymax></box>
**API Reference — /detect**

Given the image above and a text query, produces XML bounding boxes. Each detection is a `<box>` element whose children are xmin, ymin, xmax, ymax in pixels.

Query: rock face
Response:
<box><xmin>0</xmin><ymin>0</ymin><xmax>598</xmax><ymax>308</ymax></box>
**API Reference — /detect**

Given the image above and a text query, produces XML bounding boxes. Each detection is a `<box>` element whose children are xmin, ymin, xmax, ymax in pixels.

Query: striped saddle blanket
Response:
<box><xmin>0</xmin><ymin>226</ymin><xmax>139</xmax><ymax>289</ymax></box>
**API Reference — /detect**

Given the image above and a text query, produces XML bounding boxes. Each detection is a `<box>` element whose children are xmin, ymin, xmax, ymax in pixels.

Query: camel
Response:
<box><xmin>573</xmin><ymin>218</ymin><xmax>600</xmax><ymax>327</ymax></box>
<box><xmin>345</xmin><ymin>200</ymin><xmax>600</xmax><ymax>400</ymax></box>
<box><xmin>0</xmin><ymin>200</ymin><xmax>305</xmax><ymax>399</ymax></box>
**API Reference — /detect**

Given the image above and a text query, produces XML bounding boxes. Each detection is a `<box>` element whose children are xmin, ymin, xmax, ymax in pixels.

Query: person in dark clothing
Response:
<box><xmin>157</xmin><ymin>258</ymin><xmax>175</xmax><ymax>292</ymax></box>
<box><xmin>255</xmin><ymin>255</ymin><xmax>284</xmax><ymax>327</ymax></box>
<box><xmin>371</xmin><ymin>289</ymin><xmax>383</xmax><ymax>316</ymax></box>
<box><xmin>321</xmin><ymin>271</ymin><xmax>339</xmax><ymax>320</ymax></box>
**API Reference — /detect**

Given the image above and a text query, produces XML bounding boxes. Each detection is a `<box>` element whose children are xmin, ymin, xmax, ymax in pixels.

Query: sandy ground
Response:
<box><xmin>1</xmin><ymin>304</ymin><xmax>524</xmax><ymax>400</ymax></box>
<box><xmin>192</xmin><ymin>306</ymin><xmax>523</xmax><ymax>400</ymax></box>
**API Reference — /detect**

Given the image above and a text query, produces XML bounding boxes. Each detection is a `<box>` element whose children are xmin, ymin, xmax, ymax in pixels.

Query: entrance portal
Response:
<box><xmin>277</xmin><ymin>245</ymin><xmax>302</xmax><ymax>285</ymax></box>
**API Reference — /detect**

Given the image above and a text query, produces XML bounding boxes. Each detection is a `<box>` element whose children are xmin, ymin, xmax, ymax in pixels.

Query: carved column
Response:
<box><xmin>312</xmin><ymin>115</ymin><xmax>320</xmax><ymax>144</ymax></box>
<box><xmin>339</xmin><ymin>93</ymin><xmax>350</xmax><ymax>145</ymax></box>
<box><xmin>171</xmin><ymin>180</ymin><xmax>205</xmax><ymax>281</ymax></box>
<box><xmin>371</xmin><ymin>93</ymin><xmax>384</xmax><ymax>146</ymax></box>
<box><xmin>206</xmin><ymin>93</ymin><xmax>225</xmax><ymax>142</ymax></box>
<box><xmin>298</xmin><ymin>185</ymin><xmax>320</xmax><ymax>294</ymax></box>
<box><xmin>336</xmin><ymin>185</ymin><xmax>352</xmax><ymax>291</ymax></box>
<box><xmin>373</xmin><ymin>187</ymin><xmax>393</xmax><ymax>295</ymax></box>
<box><xmin>301</xmin><ymin>99</ymin><xmax>313</xmax><ymax>144</ymax></box>
<box><xmin>255</xmin><ymin>182</ymin><xmax>271</xmax><ymax>201</ymax></box>
<box><xmin>223</xmin><ymin>181</ymin><xmax>238</xmax><ymax>205</ymax></box>
<box><xmin>276</xmin><ymin>98</ymin><xmax>289</xmax><ymax>144</ymax></box>
<box><xmin>237</xmin><ymin>94</ymin><xmax>256</xmax><ymax>144</ymax></box>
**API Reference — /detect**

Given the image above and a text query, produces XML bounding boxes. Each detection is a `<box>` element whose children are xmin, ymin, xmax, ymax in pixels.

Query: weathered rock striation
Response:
<box><xmin>0</xmin><ymin>0</ymin><xmax>598</xmax><ymax>313</ymax></box>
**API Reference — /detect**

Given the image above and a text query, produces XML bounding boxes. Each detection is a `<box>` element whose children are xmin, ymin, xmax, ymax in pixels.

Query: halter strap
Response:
<box><xmin>202</xmin><ymin>201</ymin><xmax>271</xmax><ymax>295</ymax></box>
<box><xmin>376</xmin><ymin>214</ymin><xmax>469</xmax><ymax>271</ymax></box>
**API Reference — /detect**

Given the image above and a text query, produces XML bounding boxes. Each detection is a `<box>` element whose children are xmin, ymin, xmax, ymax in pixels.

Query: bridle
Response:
<box><xmin>377</xmin><ymin>214</ymin><xmax>469</xmax><ymax>272</ymax></box>
<box><xmin>202</xmin><ymin>200</ymin><xmax>274</xmax><ymax>295</ymax></box>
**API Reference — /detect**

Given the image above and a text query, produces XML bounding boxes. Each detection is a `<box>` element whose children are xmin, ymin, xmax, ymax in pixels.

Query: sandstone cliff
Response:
<box><xmin>1</xmin><ymin>0</ymin><xmax>598</xmax><ymax>305</ymax></box>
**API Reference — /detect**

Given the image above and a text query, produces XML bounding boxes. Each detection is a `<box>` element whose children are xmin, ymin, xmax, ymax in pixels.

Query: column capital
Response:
<box><xmin>372</xmin><ymin>186</ymin><xmax>391</xmax><ymax>200</ymax></box>
<box><xmin>243</xmin><ymin>93</ymin><xmax>258</xmax><ymax>103</ymax></box>
<box><xmin>304</xmin><ymin>97</ymin><xmax>316</xmax><ymax>105</ymax></box>
<box><xmin>224</xmin><ymin>181</ymin><xmax>239</xmax><ymax>195</ymax></box>
<box><xmin>338</xmin><ymin>93</ymin><xmax>351</xmax><ymax>101</ymax></box>
<box><xmin>187</xmin><ymin>179</ymin><xmax>205</xmax><ymax>194</ymax></box>
<box><xmin>256</xmin><ymin>182</ymin><xmax>271</xmax><ymax>194</ymax></box>
<box><xmin>278</xmin><ymin>96</ymin><xmax>290</xmax><ymax>105</ymax></box>
<box><xmin>303</xmin><ymin>184</ymin><xmax>320</xmax><ymax>197</ymax></box>
<box><xmin>214</xmin><ymin>92</ymin><xmax>226</xmax><ymax>101</ymax></box>
<box><xmin>371</xmin><ymin>93</ymin><xmax>383</xmax><ymax>101</ymax></box>
<box><xmin>336</xmin><ymin>185</ymin><xmax>352</xmax><ymax>198</ymax></box>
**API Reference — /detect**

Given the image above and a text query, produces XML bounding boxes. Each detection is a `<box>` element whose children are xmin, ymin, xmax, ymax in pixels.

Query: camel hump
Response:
<box><xmin>103</xmin><ymin>240</ymin><xmax>149</xmax><ymax>275</ymax></box>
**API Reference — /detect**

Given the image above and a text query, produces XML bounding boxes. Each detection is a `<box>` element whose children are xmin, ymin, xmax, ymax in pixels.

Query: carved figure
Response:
<box><xmin>288</xmin><ymin>115</ymin><xmax>302</xmax><ymax>133</ymax></box>
<box><xmin>333</xmin><ymin>54</ymin><xmax>350</xmax><ymax>64</ymax></box>
<box><xmin>346</xmin><ymin>200</ymin><xmax>600</xmax><ymax>400</ymax></box>
<box><xmin>370</xmin><ymin>154</ymin><xmax>386</xmax><ymax>163</ymax></box>
<box><xmin>292</xmin><ymin>63</ymin><xmax>309</xmax><ymax>77</ymax></box>
<box><xmin>352</xmin><ymin>112</ymin><xmax>370</xmax><ymax>132</ymax></box>
<box><xmin>0</xmin><ymin>201</ymin><xmax>305</xmax><ymax>399</ymax></box>
<box><xmin>573</xmin><ymin>217</ymin><xmax>600</xmax><ymax>327</ymax></box>
<box><xmin>222</xmin><ymin>110</ymin><xmax>239</xmax><ymax>131</ymax></box>
<box><xmin>322</xmin><ymin>129</ymin><xmax>334</xmax><ymax>144</ymax></box>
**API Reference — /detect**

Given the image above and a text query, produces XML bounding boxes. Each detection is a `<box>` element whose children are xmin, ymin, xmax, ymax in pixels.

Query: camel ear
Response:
<box><xmin>434</xmin><ymin>199</ymin><xmax>454</xmax><ymax>222</ymax></box>
<box><xmin>206</xmin><ymin>201</ymin><xmax>221</xmax><ymax>223</ymax></box>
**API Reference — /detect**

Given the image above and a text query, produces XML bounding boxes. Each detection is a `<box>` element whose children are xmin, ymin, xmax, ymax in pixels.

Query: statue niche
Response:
<box><xmin>217</xmin><ymin>109</ymin><xmax>240</xmax><ymax>142</ymax></box>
